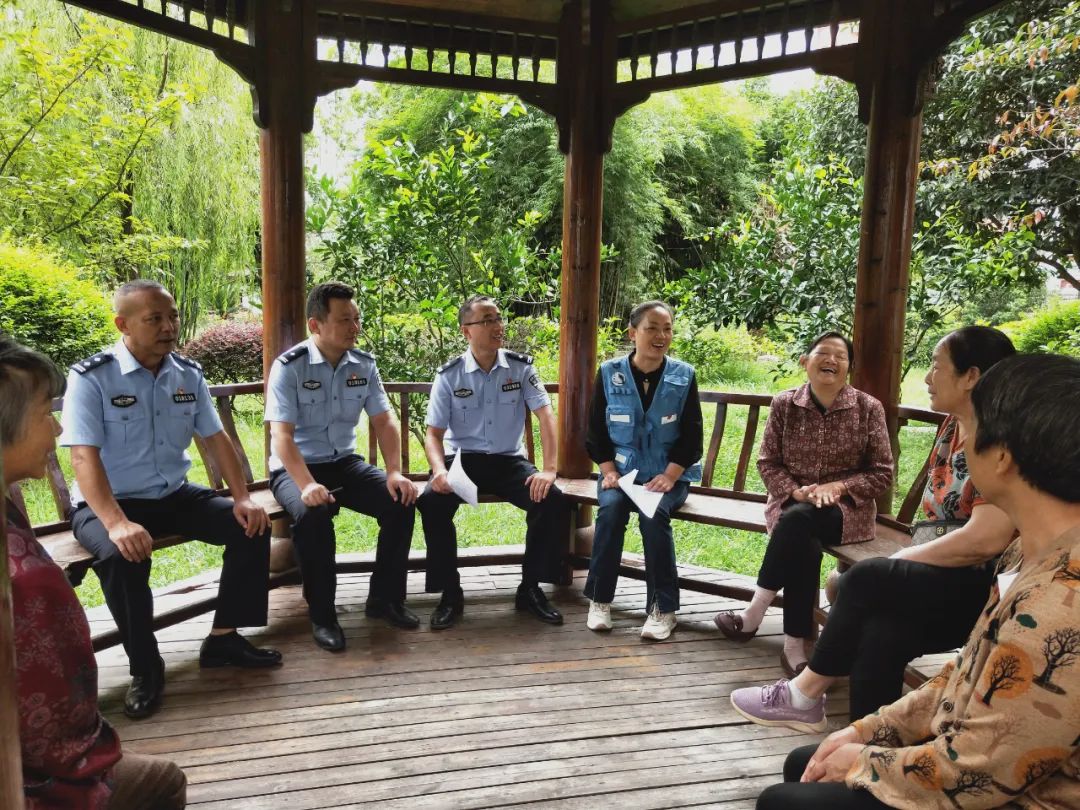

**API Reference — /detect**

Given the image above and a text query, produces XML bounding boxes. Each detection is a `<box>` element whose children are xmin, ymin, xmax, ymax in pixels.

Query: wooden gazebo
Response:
<box><xmin>0</xmin><ymin>0</ymin><xmax>1016</xmax><ymax>805</ymax></box>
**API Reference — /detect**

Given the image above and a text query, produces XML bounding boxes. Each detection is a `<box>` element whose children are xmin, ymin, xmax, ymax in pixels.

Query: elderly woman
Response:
<box><xmin>730</xmin><ymin>326</ymin><xmax>1016</xmax><ymax>733</ymax></box>
<box><xmin>583</xmin><ymin>301</ymin><xmax>703</xmax><ymax>641</ymax></box>
<box><xmin>755</xmin><ymin>353</ymin><xmax>1080</xmax><ymax>810</ymax></box>
<box><xmin>0</xmin><ymin>337</ymin><xmax>186</xmax><ymax>809</ymax></box>
<box><xmin>715</xmin><ymin>332</ymin><xmax>893</xmax><ymax>676</ymax></box>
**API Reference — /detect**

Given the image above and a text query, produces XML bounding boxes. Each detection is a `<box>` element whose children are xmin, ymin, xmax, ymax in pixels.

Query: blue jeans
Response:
<box><xmin>583</xmin><ymin>480</ymin><xmax>689</xmax><ymax>613</ymax></box>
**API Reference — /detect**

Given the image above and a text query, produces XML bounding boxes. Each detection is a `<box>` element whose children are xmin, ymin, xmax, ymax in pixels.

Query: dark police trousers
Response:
<box><xmin>417</xmin><ymin>453</ymin><xmax>571</xmax><ymax>593</ymax></box>
<box><xmin>71</xmin><ymin>483</ymin><xmax>271</xmax><ymax>678</ymax></box>
<box><xmin>271</xmin><ymin>454</ymin><xmax>414</xmax><ymax>626</ymax></box>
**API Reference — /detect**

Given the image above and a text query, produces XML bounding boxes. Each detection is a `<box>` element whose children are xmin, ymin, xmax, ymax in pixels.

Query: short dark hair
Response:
<box><xmin>942</xmin><ymin>326</ymin><xmax>1016</xmax><ymax>375</ymax></box>
<box><xmin>0</xmin><ymin>336</ymin><xmax>65</xmax><ymax>446</ymax></box>
<box><xmin>806</xmin><ymin>331</ymin><xmax>854</xmax><ymax>367</ymax></box>
<box><xmin>307</xmin><ymin>282</ymin><xmax>355</xmax><ymax>321</ymax></box>
<box><xmin>972</xmin><ymin>353</ymin><xmax>1080</xmax><ymax>503</ymax></box>
<box><xmin>629</xmin><ymin>301</ymin><xmax>673</xmax><ymax>328</ymax></box>
<box><xmin>113</xmin><ymin>278</ymin><xmax>170</xmax><ymax>313</ymax></box>
<box><xmin>458</xmin><ymin>295</ymin><xmax>497</xmax><ymax>326</ymax></box>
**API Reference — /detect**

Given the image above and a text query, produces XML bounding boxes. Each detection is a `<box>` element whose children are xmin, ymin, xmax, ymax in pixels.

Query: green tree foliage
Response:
<box><xmin>0</xmin><ymin>1</ymin><xmax>260</xmax><ymax>339</ymax></box>
<box><xmin>0</xmin><ymin>241</ymin><xmax>114</xmax><ymax>368</ymax></box>
<box><xmin>923</xmin><ymin>0</ymin><xmax>1080</xmax><ymax>292</ymax></box>
<box><xmin>673</xmin><ymin>157</ymin><xmax>1038</xmax><ymax>372</ymax></box>
<box><xmin>338</xmin><ymin>82</ymin><xmax>760</xmax><ymax>319</ymax></box>
<box><xmin>308</xmin><ymin>103</ymin><xmax>560</xmax><ymax>385</ymax></box>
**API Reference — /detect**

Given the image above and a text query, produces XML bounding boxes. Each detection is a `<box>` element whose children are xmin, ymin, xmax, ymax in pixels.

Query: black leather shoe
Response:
<box><xmin>199</xmin><ymin>631</ymin><xmax>283</xmax><ymax>669</ymax></box>
<box><xmin>312</xmin><ymin>621</ymin><xmax>346</xmax><ymax>652</ymax></box>
<box><xmin>515</xmin><ymin>583</ymin><xmax>563</xmax><ymax>625</ymax></box>
<box><xmin>430</xmin><ymin>590</ymin><xmax>465</xmax><ymax>631</ymax></box>
<box><xmin>124</xmin><ymin>656</ymin><xmax>165</xmax><ymax>720</ymax></box>
<box><xmin>365</xmin><ymin>599</ymin><xmax>421</xmax><ymax>629</ymax></box>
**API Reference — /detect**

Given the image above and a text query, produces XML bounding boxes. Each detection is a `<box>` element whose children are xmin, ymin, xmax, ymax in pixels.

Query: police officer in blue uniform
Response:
<box><xmin>266</xmin><ymin>282</ymin><xmax>418</xmax><ymax>651</ymax></box>
<box><xmin>583</xmin><ymin>301</ymin><xmax>703</xmax><ymax>641</ymax></box>
<box><xmin>418</xmin><ymin>295</ymin><xmax>571</xmax><ymax>629</ymax></box>
<box><xmin>62</xmin><ymin>280</ymin><xmax>281</xmax><ymax>721</ymax></box>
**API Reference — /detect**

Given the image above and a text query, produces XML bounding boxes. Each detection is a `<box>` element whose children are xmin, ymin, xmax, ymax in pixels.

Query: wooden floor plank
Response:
<box><xmin>93</xmin><ymin>564</ymin><xmax>842</xmax><ymax>808</ymax></box>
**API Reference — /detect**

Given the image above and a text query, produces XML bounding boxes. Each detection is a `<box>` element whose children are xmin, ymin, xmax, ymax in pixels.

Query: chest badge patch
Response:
<box><xmin>611</xmin><ymin>372</ymin><xmax>626</xmax><ymax>386</ymax></box>
<box><xmin>346</xmin><ymin>375</ymin><xmax>367</xmax><ymax>388</ymax></box>
<box><xmin>172</xmin><ymin>387</ymin><xmax>197</xmax><ymax>404</ymax></box>
<box><xmin>453</xmin><ymin>387</ymin><xmax>474</xmax><ymax>398</ymax></box>
<box><xmin>501</xmin><ymin>380</ymin><xmax>521</xmax><ymax>392</ymax></box>
<box><xmin>303</xmin><ymin>380</ymin><xmax>322</xmax><ymax>390</ymax></box>
<box><xmin>111</xmin><ymin>395</ymin><xmax>137</xmax><ymax>408</ymax></box>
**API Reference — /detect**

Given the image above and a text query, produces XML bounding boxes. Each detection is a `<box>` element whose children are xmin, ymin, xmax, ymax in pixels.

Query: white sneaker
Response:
<box><xmin>640</xmin><ymin>607</ymin><xmax>677</xmax><ymax>640</ymax></box>
<box><xmin>587</xmin><ymin>601</ymin><xmax>613</xmax><ymax>631</ymax></box>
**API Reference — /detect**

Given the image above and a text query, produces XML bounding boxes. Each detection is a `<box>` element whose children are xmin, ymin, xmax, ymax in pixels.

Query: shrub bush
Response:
<box><xmin>0</xmin><ymin>242</ymin><xmax>114</xmax><ymax>369</ymax></box>
<box><xmin>672</xmin><ymin>324</ymin><xmax>779</xmax><ymax>386</ymax></box>
<box><xmin>183</xmin><ymin>320</ymin><xmax>264</xmax><ymax>383</ymax></box>
<box><xmin>1000</xmin><ymin>302</ymin><xmax>1080</xmax><ymax>356</ymax></box>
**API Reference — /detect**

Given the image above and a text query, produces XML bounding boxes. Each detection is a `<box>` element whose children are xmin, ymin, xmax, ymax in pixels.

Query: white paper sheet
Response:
<box><xmin>447</xmin><ymin>453</ymin><xmax>479</xmax><ymax>506</ymax></box>
<box><xmin>617</xmin><ymin>468</ymin><xmax>663</xmax><ymax>519</ymax></box>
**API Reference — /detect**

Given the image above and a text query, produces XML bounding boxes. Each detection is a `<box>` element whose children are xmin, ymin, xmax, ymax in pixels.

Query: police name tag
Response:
<box><xmin>346</xmin><ymin>377</ymin><xmax>368</xmax><ymax>387</ymax></box>
<box><xmin>609</xmin><ymin>413</ymin><xmax>631</xmax><ymax>423</ymax></box>
<box><xmin>501</xmin><ymin>381</ymin><xmax>521</xmax><ymax>392</ymax></box>
<box><xmin>303</xmin><ymin>380</ymin><xmax>322</xmax><ymax>390</ymax></box>
<box><xmin>453</xmin><ymin>388</ymin><xmax>474</xmax><ymax>398</ymax></box>
<box><xmin>661</xmin><ymin>414</ymin><xmax>678</xmax><ymax>424</ymax></box>
<box><xmin>111</xmin><ymin>395</ymin><xmax>137</xmax><ymax>408</ymax></box>
<box><xmin>173</xmin><ymin>392</ymin><xmax>197</xmax><ymax>404</ymax></box>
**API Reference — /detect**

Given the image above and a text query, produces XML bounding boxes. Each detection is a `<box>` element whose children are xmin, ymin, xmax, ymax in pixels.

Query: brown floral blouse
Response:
<box><xmin>757</xmin><ymin>383</ymin><xmax>894</xmax><ymax>545</ymax></box>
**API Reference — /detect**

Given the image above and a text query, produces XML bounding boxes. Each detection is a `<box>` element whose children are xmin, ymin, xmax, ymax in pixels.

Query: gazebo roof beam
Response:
<box><xmin>317</xmin><ymin>0</ymin><xmax>561</xmax><ymax>33</ymax></box>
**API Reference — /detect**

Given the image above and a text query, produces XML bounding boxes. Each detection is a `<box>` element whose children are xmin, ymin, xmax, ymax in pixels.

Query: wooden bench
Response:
<box><xmin>17</xmin><ymin>380</ymin><xmax>943</xmax><ymax>668</ymax></box>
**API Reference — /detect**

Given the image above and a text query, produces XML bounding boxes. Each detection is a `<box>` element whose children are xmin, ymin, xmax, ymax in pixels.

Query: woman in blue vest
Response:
<box><xmin>584</xmin><ymin>301</ymin><xmax>703</xmax><ymax>641</ymax></box>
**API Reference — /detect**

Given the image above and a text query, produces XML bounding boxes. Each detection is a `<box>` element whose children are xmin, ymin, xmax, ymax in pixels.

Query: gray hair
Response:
<box><xmin>113</xmin><ymin>279</ymin><xmax>170</xmax><ymax>314</ymax></box>
<box><xmin>0</xmin><ymin>336</ymin><xmax>65</xmax><ymax>446</ymax></box>
<box><xmin>458</xmin><ymin>295</ymin><xmax>497</xmax><ymax>326</ymax></box>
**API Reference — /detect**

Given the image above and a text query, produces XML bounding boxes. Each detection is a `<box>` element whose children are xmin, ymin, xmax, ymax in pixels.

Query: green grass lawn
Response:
<box><xmin>21</xmin><ymin>369</ymin><xmax>938</xmax><ymax>609</ymax></box>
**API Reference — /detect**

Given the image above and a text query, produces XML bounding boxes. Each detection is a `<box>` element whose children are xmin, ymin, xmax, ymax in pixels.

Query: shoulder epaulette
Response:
<box><xmin>171</xmin><ymin>352</ymin><xmax>203</xmax><ymax>371</ymax></box>
<box><xmin>504</xmin><ymin>350</ymin><xmax>534</xmax><ymax>365</ymax></box>
<box><xmin>437</xmin><ymin>356</ymin><xmax>464</xmax><ymax>374</ymax></box>
<box><xmin>348</xmin><ymin>349</ymin><xmax>375</xmax><ymax>362</ymax></box>
<box><xmin>278</xmin><ymin>345</ymin><xmax>310</xmax><ymax>365</ymax></box>
<box><xmin>71</xmin><ymin>353</ymin><xmax>114</xmax><ymax>375</ymax></box>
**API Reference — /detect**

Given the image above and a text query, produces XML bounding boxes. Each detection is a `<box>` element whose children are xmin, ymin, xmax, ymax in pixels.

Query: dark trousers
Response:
<box><xmin>757</xmin><ymin>502</ymin><xmax>843</xmax><ymax>639</ymax></box>
<box><xmin>756</xmin><ymin>745</ymin><xmax>889</xmax><ymax>810</ymax></box>
<box><xmin>416</xmin><ymin>453</ymin><xmax>570</xmax><ymax>593</ymax></box>
<box><xmin>271</xmin><ymin>455</ymin><xmax>414</xmax><ymax>624</ymax></box>
<box><xmin>584</xmin><ymin>480</ymin><xmax>689</xmax><ymax>613</ymax></box>
<box><xmin>810</xmin><ymin>555</ymin><xmax>994</xmax><ymax>719</ymax></box>
<box><xmin>71</xmin><ymin>483</ymin><xmax>271</xmax><ymax>678</ymax></box>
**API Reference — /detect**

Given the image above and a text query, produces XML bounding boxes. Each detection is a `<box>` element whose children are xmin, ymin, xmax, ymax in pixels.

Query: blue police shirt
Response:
<box><xmin>264</xmin><ymin>337</ymin><xmax>391</xmax><ymax>471</ymax></box>
<box><xmin>60</xmin><ymin>339</ymin><xmax>224</xmax><ymax>503</ymax></box>
<box><xmin>425</xmin><ymin>349</ymin><xmax>549</xmax><ymax>456</ymax></box>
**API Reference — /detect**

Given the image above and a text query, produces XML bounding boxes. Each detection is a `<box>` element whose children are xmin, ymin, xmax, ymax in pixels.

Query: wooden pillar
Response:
<box><xmin>250</xmin><ymin>2</ymin><xmax>318</xmax><ymax>569</ymax></box>
<box><xmin>0</xmin><ymin>479</ymin><xmax>24</xmax><ymax>809</ymax></box>
<box><xmin>557</xmin><ymin>1</ymin><xmax>616</xmax><ymax>567</ymax></box>
<box><xmin>250</xmin><ymin>2</ymin><xmax>313</xmax><ymax>386</ymax></box>
<box><xmin>557</xmin><ymin>0</ymin><xmax>613</xmax><ymax>480</ymax></box>
<box><xmin>851</xmin><ymin>0</ymin><xmax>928</xmax><ymax>512</ymax></box>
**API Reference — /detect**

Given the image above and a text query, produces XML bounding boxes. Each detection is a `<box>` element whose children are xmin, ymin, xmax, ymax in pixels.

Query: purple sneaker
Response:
<box><xmin>730</xmin><ymin>679</ymin><xmax>827</xmax><ymax>734</ymax></box>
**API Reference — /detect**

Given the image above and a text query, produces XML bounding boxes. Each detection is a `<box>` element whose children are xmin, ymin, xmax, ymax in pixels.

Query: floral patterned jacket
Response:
<box><xmin>7</xmin><ymin>500</ymin><xmax>121</xmax><ymax>809</ymax></box>
<box><xmin>847</xmin><ymin>527</ymin><xmax>1080</xmax><ymax>808</ymax></box>
<box><xmin>758</xmin><ymin>383</ymin><xmax>894</xmax><ymax>544</ymax></box>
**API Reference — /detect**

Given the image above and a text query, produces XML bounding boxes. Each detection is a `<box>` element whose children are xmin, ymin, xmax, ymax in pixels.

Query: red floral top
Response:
<box><xmin>6</xmin><ymin>500</ymin><xmax>121</xmax><ymax>809</ymax></box>
<box><xmin>921</xmin><ymin>415</ymin><xmax>987</xmax><ymax>520</ymax></box>
<box><xmin>758</xmin><ymin>384</ymin><xmax>894</xmax><ymax>544</ymax></box>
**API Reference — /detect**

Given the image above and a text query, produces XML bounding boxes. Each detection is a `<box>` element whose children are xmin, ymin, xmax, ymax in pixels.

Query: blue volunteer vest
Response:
<box><xmin>601</xmin><ymin>355</ymin><xmax>702</xmax><ymax>484</ymax></box>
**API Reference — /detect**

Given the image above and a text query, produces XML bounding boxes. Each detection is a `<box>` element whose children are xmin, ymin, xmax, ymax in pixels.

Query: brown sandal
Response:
<box><xmin>713</xmin><ymin>610</ymin><xmax>758</xmax><ymax>642</ymax></box>
<box><xmin>781</xmin><ymin>648</ymin><xmax>809</xmax><ymax>679</ymax></box>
